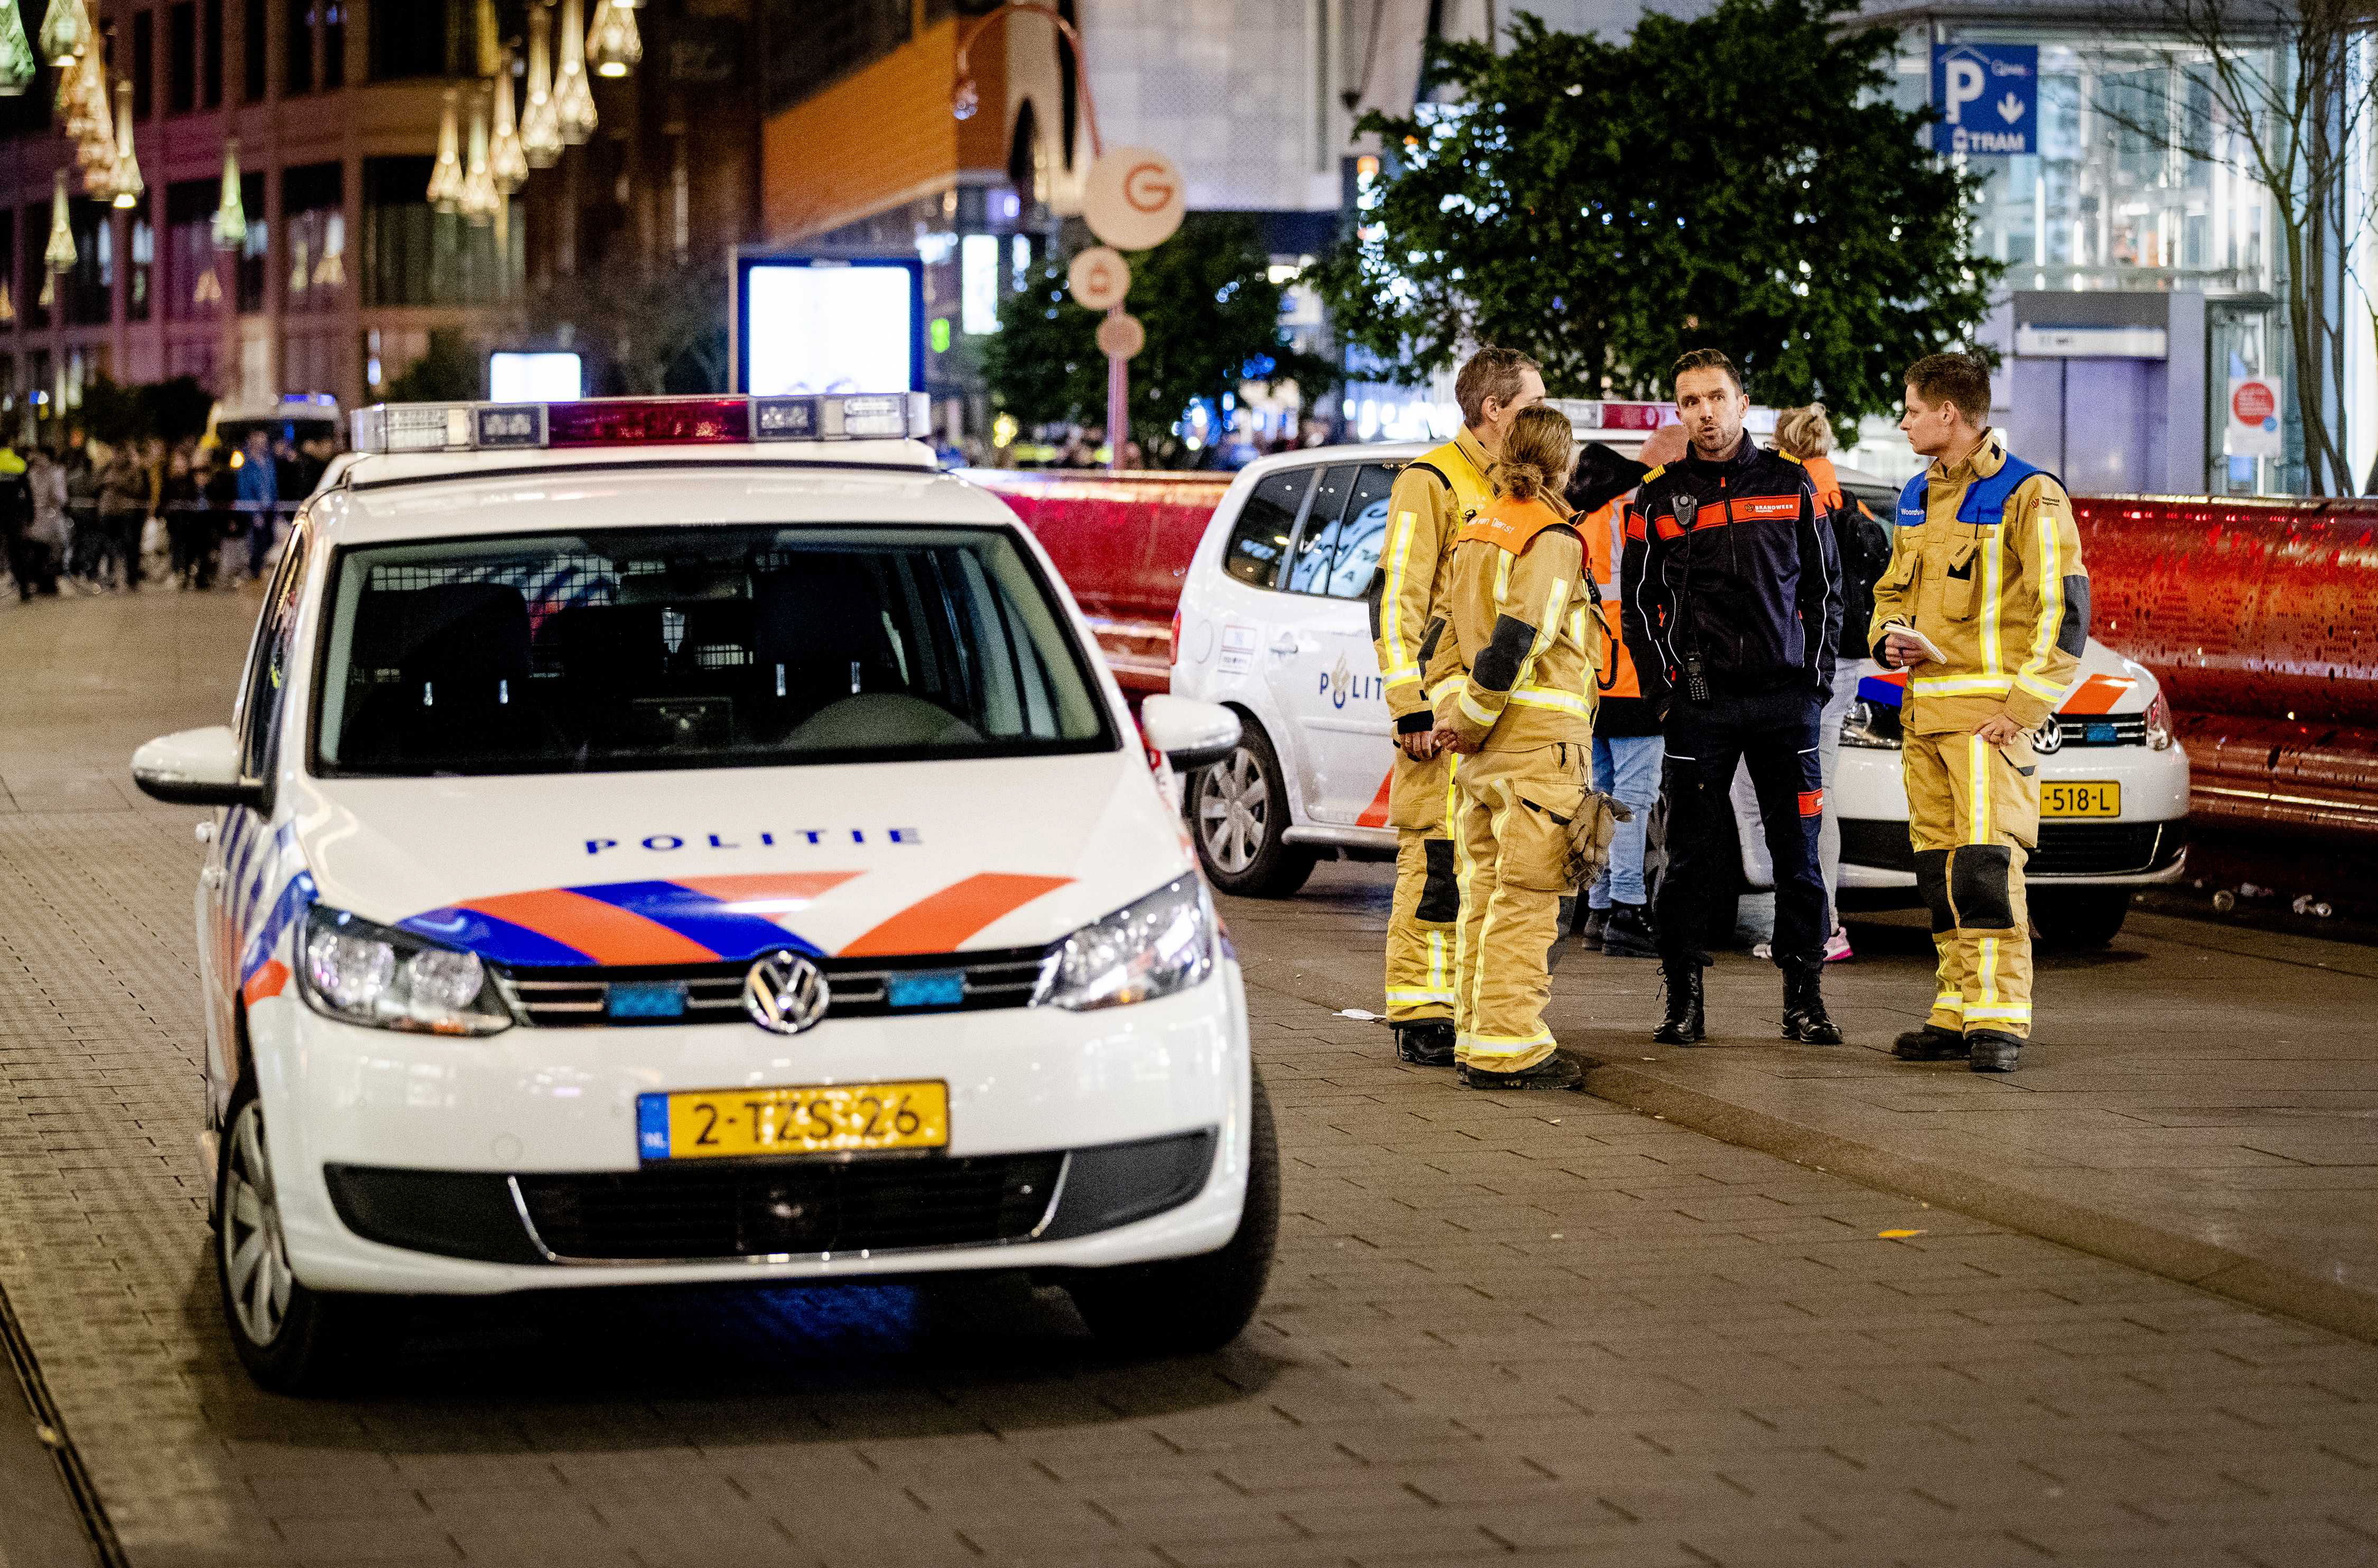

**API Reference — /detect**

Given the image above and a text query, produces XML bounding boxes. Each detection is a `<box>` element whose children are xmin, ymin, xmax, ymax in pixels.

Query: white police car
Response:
<box><xmin>132</xmin><ymin>393</ymin><xmax>1271</xmax><ymax>1391</ymax></box>
<box><xmin>1169</xmin><ymin>408</ymin><xmax>1662</xmax><ymax>894</ymax></box>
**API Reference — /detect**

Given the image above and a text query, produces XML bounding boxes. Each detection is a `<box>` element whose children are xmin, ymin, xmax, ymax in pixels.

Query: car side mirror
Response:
<box><xmin>131</xmin><ymin>726</ymin><xmax>265</xmax><ymax>810</ymax></box>
<box><xmin>1139</xmin><ymin>695</ymin><xmax>1241</xmax><ymax>772</ymax></box>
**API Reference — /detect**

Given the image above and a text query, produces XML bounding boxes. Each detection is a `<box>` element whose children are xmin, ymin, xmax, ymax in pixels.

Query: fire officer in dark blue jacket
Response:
<box><xmin>1621</xmin><ymin>349</ymin><xmax>1844</xmax><ymax>1046</ymax></box>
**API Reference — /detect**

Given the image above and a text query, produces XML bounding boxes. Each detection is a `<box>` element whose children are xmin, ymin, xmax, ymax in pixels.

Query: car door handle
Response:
<box><xmin>1271</xmin><ymin>634</ymin><xmax>1301</xmax><ymax>654</ymax></box>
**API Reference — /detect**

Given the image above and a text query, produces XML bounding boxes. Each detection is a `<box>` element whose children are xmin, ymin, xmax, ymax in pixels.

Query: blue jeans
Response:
<box><xmin>1588</xmin><ymin>733</ymin><xmax>1664</xmax><ymax>908</ymax></box>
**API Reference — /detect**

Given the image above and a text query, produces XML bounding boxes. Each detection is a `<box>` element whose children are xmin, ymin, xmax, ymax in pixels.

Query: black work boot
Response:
<box><xmin>1578</xmin><ymin>906</ymin><xmax>1611</xmax><ymax>950</ymax></box>
<box><xmin>1780</xmin><ymin>961</ymin><xmax>1843</xmax><ymax>1044</ymax></box>
<box><xmin>1966</xmin><ymin>1031</ymin><xmax>2023</xmax><ymax>1072</ymax></box>
<box><xmin>1893</xmin><ymin>1025</ymin><xmax>1967</xmax><ymax>1061</ymax></box>
<box><xmin>1601</xmin><ymin>903</ymin><xmax>1658</xmax><ymax>959</ymax></box>
<box><xmin>1392</xmin><ymin>1019</ymin><xmax>1455</xmax><ymax>1067</ymax></box>
<box><xmin>1652</xmin><ymin>959</ymin><xmax>1706</xmax><ymax>1045</ymax></box>
<box><xmin>1457</xmin><ymin>1049</ymin><xmax>1586</xmax><ymax>1091</ymax></box>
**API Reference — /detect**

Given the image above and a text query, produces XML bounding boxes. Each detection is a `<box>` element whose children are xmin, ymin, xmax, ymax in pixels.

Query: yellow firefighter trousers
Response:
<box><xmin>1905</xmin><ymin>730</ymin><xmax>2042</xmax><ymax>1038</ymax></box>
<box><xmin>1450</xmin><ymin>744</ymin><xmax>1587</xmax><ymax>1071</ymax></box>
<box><xmin>1384</xmin><ymin>747</ymin><xmax>1459</xmax><ymax>1024</ymax></box>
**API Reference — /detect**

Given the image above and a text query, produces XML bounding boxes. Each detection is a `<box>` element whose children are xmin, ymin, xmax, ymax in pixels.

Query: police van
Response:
<box><xmin>1168</xmin><ymin>409</ymin><xmax>2187</xmax><ymax>947</ymax></box>
<box><xmin>131</xmin><ymin>393</ymin><xmax>1272</xmax><ymax>1391</ymax></box>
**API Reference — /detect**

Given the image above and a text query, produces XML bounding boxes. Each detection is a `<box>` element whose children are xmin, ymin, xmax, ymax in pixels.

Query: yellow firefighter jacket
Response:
<box><xmin>1372</xmin><ymin>429</ymin><xmax>1493</xmax><ymax>725</ymax></box>
<box><xmin>1868</xmin><ymin>429</ymin><xmax>2089</xmax><ymax>737</ymax></box>
<box><xmin>1435</xmin><ymin>492</ymin><xmax>1601</xmax><ymax>752</ymax></box>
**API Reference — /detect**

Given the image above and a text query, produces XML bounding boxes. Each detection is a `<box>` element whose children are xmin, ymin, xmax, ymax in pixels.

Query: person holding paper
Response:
<box><xmin>1872</xmin><ymin>354</ymin><xmax>2090</xmax><ymax>1073</ymax></box>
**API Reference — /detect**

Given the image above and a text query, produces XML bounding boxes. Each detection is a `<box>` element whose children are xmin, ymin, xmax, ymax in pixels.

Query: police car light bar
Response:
<box><xmin>1549</xmin><ymin>399</ymin><xmax>1671</xmax><ymax>432</ymax></box>
<box><xmin>349</xmin><ymin>392</ymin><xmax>934</xmax><ymax>455</ymax></box>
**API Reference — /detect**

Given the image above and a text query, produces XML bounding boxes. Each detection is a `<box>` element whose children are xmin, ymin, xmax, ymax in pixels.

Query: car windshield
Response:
<box><xmin>314</xmin><ymin>524</ymin><xmax>1114</xmax><ymax>776</ymax></box>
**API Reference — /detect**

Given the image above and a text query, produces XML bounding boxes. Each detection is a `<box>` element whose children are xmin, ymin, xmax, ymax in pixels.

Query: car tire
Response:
<box><xmin>216</xmin><ymin>1082</ymin><xmax>365</xmax><ymax>1395</ymax></box>
<box><xmin>1065</xmin><ymin>1069</ymin><xmax>1280</xmax><ymax>1358</ymax></box>
<box><xmin>2032</xmin><ymin>887</ymin><xmax>2132</xmax><ymax>950</ymax></box>
<box><xmin>1190</xmin><ymin>720</ymin><xmax>1317</xmax><ymax>898</ymax></box>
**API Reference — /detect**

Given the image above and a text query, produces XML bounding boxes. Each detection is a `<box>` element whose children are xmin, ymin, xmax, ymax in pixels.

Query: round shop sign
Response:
<box><xmin>2232</xmin><ymin>379</ymin><xmax>2277</xmax><ymax>426</ymax></box>
<box><xmin>1067</xmin><ymin>246</ymin><xmax>1132</xmax><ymax>311</ymax></box>
<box><xmin>1095</xmin><ymin>311</ymin><xmax>1147</xmax><ymax>361</ymax></box>
<box><xmin>1082</xmin><ymin>147</ymin><xmax>1185</xmax><ymax>251</ymax></box>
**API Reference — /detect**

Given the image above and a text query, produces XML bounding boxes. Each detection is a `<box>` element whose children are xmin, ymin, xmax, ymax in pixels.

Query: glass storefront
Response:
<box><xmin>1882</xmin><ymin>25</ymin><xmax>2302</xmax><ymax>493</ymax></box>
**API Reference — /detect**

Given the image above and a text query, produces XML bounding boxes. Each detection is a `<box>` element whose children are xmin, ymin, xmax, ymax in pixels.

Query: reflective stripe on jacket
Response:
<box><xmin>1371</xmin><ymin>430</ymin><xmax>1492</xmax><ymax>723</ymax></box>
<box><xmin>1866</xmin><ymin>429</ymin><xmax>2089</xmax><ymax>736</ymax></box>
<box><xmin>1437</xmin><ymin>493</ymin><xmax>1600</xmax><ymax>751</ymax></box>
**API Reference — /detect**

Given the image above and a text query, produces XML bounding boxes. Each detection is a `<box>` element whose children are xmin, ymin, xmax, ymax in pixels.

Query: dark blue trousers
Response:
<box><xmin>1655</xmin><ymin>689</ymin><xmax>1830</xmax><ymax>969</ymax></box>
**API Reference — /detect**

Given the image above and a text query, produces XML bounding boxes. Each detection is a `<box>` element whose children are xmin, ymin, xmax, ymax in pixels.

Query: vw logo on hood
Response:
<box><xmin>2032</xmin><ymin>717</ymin><xmax>2064</xmax><ymax>755</ymax></box>
<box><xmin>744</xmin><ymin>950</ymin><xmax>830</xmax><ymax>1035</ymax></box>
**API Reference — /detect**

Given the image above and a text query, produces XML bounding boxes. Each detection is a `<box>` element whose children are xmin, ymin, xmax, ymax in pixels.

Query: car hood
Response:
<box><xmin>291</xmin><ymin>750</ymin><xmax>1188</xmax><ymax>966</ymax></box>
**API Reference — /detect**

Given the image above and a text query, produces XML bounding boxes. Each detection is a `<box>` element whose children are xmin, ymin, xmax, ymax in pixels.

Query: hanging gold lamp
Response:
<box><xmin>554</xmin><ymin>0</ymin><xmax>596</xmax><ymax>144</ymax></box>
<box><xmin>0</xmin><ymin>0</ymin><xmax>39</xmax><ymax>95</ymax></box>
<box><xmin>211</xmin><ymin>137</ymin><xmax>246</xmax><ymax>249</ymax></box>
<box><xmin>519</xmin><ymin>2</ymin><xmax>563</xmax><ymax>168</ymax></box>
<box><xmin>490</xmin><ymin>45</ymin><xmax>528</xmax><ymax>192</ymax></box>
<box><xmin>43</xmin><ymin>169</ymin><xmax>75</xmax><ymax>272</ymax></box>
<box><xmin>426</xmin><ymin>86</ymin><xmax>464</xmax><ymax>212</ymax></box>
<box><xmin>459</xmin><ymin>88</ymin><xmax>499</xmax><ymax>225</ymax></box>
<box><xmin>108</xmin><ymin>76</ymin><xmax>141</xmax><ymax>206</ymax></box>
<box><xmin>35</xmin><ymin>0</ymin><xmax>88</xmax><ymax>67</ymax></box>
<box><xmin>587</xmin><ymin>0</ymin><xmax>639</xmax><ymax>79</ymax></box>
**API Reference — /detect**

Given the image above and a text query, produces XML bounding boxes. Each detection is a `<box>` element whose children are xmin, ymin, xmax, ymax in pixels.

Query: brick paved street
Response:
<box><xmin>3</xmin><ymin>588</ymin><xmax>2377</xmax><ymax>1567</ymax></box>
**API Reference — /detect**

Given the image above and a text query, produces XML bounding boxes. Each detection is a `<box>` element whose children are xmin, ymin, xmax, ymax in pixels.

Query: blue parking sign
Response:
<box><xmin>1931</xmin><ymin>43</ymin><xmax>2038</xmax><ymax>156</ymax></box>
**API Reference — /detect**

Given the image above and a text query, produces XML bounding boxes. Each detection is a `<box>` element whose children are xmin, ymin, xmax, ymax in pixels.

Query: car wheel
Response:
<box><xmin>216</xmin><ymin>1084</ymin><xmax>362</xmax><ymax>1394</ymax></box>
<box><xmin>1191</xmin><ymin>720</ymin><xmax>1317</xmax><ymax>898</ymax></box>
<box><xmin>1066</xmin><ymin>1069</ymin><xmax>1280</xmax><ymax>1358</ymax></box>
<box><xmin>2032</xmin><ymin>887</ymin><xmax>2132</xmax><ymax>950</ymax></box>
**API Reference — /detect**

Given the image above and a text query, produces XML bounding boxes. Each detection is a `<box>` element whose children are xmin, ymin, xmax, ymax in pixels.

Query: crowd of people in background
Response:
<box><xmin>0</xmin><ymin>428</ymin><xmax>334</xmax><ymax>604</ymax></box>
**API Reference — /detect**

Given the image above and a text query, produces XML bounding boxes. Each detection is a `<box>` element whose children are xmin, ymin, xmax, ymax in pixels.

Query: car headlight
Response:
<box><xmin>1036</xmin><ymin>875</ymin><xmax>1215</xmax><ymax>1011</ymax></box>
<box><xmin>297</xmin><ymin>904</ymin><xmax>514</xmax><ymax>1035</ymax></box>
<box><xmin>2143</xmin><ymin>690</ymin><xmax>2175</xmax><ymax>750</ymax></box>
<box><xmin>1840</xmin><ymin>697</ymin><xmax>1902</xmax><ymax>750</ymax></box>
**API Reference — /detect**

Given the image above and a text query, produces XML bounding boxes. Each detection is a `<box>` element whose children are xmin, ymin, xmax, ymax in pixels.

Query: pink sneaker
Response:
<box><xmin>1824</xmin><ymin>926</ymin><xmax>1853</xmax><ymax>963</ymax></box>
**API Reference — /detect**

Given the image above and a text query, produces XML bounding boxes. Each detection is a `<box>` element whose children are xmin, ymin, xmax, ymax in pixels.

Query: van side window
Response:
<box><xmin>1221</xmin><ymin>467</ymin><xmax>1315</xmax><ymax>591</ymax></box>
<box><xmin>1285</xmin><ymin>465</ymin><xmax>1396</xmax><ymax>599</ymax></box>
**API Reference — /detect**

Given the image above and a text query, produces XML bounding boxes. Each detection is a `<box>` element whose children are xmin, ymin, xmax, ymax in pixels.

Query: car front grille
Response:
<box><xmin>2045</xmin><ymin>714</ymin><xmax>2148</xmax><ymax>748</ymax></box>
<box><xmin>1840</xmin><ymin>820</ymin><xmax>2185</xmax><ymax>877</ymax></box>
<box><xmin>493</xmin><ymin>948</ymin><xmax>1049</xmax><ymax>1027</ymax></box>
<box><xmin>512</xmin><ymin>1152</ymin><xmax>1066</xmax><ymax>1261</ymax></box>
<box><xmin>2028</xmin><ymin>821</ymin><xmax>2185</xmax><ymax>876</ymax></box>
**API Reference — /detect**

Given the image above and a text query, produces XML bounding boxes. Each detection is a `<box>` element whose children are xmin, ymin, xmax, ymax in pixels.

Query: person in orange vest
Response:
<box><xmin>1568</xmin><ymin>440</ymin><xmax>1666</xmax><ymax>959</ymax></box>
<box><xmin>1429</xmin><ymin>406</ymin><xmax>1604</xmax><ymax>1089</ymax></box>
<box><xmin>1371</xmin><ymin>347</ymin><xmax>1544</xmax><ymax>1068</ymax></box>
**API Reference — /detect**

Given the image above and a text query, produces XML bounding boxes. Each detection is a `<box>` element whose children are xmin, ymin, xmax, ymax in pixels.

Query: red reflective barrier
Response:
<box><xmin>966</xmin><ymin>468</ymin><xmax>1230</xmax><ymax>693</ymax></box>
<box><xmin>2073</xmin><ymin>496</ymin><xmax>2378</xmax><ymax>727</ymax></box>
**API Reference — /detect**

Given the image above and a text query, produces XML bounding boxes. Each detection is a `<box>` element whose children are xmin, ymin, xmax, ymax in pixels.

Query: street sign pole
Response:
<box><xmin>1107</xmin><ymin>305</ymin><xmax>1128</xmax><ymax>471</ymax></box>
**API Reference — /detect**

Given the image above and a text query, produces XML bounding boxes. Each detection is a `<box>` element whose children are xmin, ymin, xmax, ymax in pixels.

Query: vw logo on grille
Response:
<box><xmin>744</xmin><ymin>950</ymin><xmax>829</xmax><ymax>1035</ymax></box>
<box><xmin>2033</xmin><ymin>717</ymin><xmax>2064</xmax><ymax>755</ymax></box>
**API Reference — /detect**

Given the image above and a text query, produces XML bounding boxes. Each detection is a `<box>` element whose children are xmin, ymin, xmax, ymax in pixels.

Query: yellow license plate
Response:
<box><xmin>2042</xmin><ymin>780</ymin><xmax>2121</xmax><ymax>818</ymax></box>
<box><xmin>638</xmin><ymin>1081</ymin><xmax>950</xmax><ymax>1160</ymax></box>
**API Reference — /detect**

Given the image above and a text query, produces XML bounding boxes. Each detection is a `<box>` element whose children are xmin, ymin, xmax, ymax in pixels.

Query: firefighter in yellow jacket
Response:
<box><xmin>1372</xmin><ymin>347</ymin><xmax>1544</xmax><ymax>1067</ymax></box>
<box><xmin>1430</xmin><ymin>405</ymin><xmax>1602</xmax><ymax>1090</ymax></box>
<box><xmin>1872</xmin><ymin>354</ymin><xmax>2088</xmax><ymax>1074</ymax></box>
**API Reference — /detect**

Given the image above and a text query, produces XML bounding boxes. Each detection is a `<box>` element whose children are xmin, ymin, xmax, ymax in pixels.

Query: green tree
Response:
<box><xmin>984</xmin><ymin>214</ymin><xmax>1335</xmax><ymax>468</ymax></box>
<box><xmin>529</xmin><ymin>257</ymin><xmax>729</xmax><ymax>395</ymax></box>
<box><xmin>140</xmin><ymin>376</ymin><xmax>216</xmax><ymax>444</ymax></box>
<box><xmin>384</xmin><ymin>330</ymin><xmax>485</xmax><ymax>403</ymax></box>
<box><xmin>1308</xmin><ymin>0</ymin><xmax>2001</xmax><ymax>430</ymax></box>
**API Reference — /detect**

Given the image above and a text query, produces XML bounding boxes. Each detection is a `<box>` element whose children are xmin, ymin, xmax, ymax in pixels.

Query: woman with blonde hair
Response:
<box><xmin>1428</xmin><ymin>405</ymin><xmax>1602</xmax><ymax>1090</ymax></box>
<box><xmin>1726</xmin><ymin>404</ymin><xmax>1889</xmax><ymax>962</ymax></box>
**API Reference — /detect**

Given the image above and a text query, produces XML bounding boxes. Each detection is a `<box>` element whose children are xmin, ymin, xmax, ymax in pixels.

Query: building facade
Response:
<box><xmin>0</xmin><ymin>0</ymin><xmax>764</xmax><ymax>433</ymax></box>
